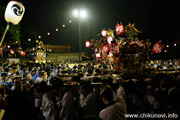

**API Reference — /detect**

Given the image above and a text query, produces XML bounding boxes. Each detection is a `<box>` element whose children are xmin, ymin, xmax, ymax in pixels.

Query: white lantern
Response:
<box><xmin>101</xmin><ymin>29</ymin><xmax>107</xmax><ymax>36</ymax></box>
<box><xmin>86</xmin><ymin>41</ymin><xmax>90</xmax><ymax>47</ymax></box>
<box><xmin>5</xmin><ymin>1</ymin><xmax>25</xmax><ymax>25</ymax></box>
<box><xmin>107</xmin><ymin>36</ymin><xmax>113</xmax><ymax>44</ymax></box>
<box><xmin>96</xmin><ymin>53</ymin><xmax>100</xmax><ymax>58</ymax></box>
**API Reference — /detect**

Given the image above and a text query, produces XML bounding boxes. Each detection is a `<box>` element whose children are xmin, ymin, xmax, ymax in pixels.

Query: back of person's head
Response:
<box><xmin>92</xmin><ymin>77</ymin><xmax>102</xmax><ymax>83</ymax></box>
<box><xmin>36</xmin><ymin>81</ymin><xmax>47</xmax><ymax>94</ymax></box>
<box><xmin>80</xmin><ymin>80</ymin><xmax>92</xmax><ymax>91</ymax></box>
<box><xmin>52</xmin><ymin>76</ymin><xmax>64</xmax><ymax>89</ymax></box>
<box><xmin>72</xmin><ymin>75</ymin><xmax>80</xmax><ymax>83</ymax></box>
<box><xmin>87</xmin><ymin>68</ymin><xmax>93</xmax><ymax>74</ymax></box>
<box><xmin>169</xmin><ymin>88</ymin><xmax>180</xmax><ymax>109</ymax></box>
<box><xmin>100</xmin><ymin>85</ymin><xmax>113</xmax><ymax>102</ymax></box>
<box><xmin>1</xmin><ymin>72</ymin><xmax>7</xmax><ymax>78</ymax></box>
<box><xmin>102</xmin><ymin>76</ymin><xmax>113</xmax><ymax>87</ymax></box>
<box><xmin>95</xmin><ymin>69</ymin><xmax>101</xmax><ymax>74</ymax></box>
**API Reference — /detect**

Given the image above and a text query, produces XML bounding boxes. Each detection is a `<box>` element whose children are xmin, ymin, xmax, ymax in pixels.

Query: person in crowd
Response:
<box><xmin>36</xmin><ymin>81</ymin><xmax>57</xmax><ymax>120</ymax></box>
<box><xmin>0</xmin><ymin>72</ymin><xmax>8</xmax><ymax>83</ymax></box>
<box><xmin>35</xmin><ymin>71</ymin><xmax>48</xmax><ymax>83</ymax></box>
<box><xmin>99</xmin><ymin>85</ymin><xmax>127</xmax><ymax>120</ymax></box>
<box><xmin>6</xmin><ymin>77</ymin><xmax>33</xmax><ymax>120</ymax></box>
<box><xmin>47</xmin><ymin>70</ymin><xmax>54</xmax><ymax>84</ymax></box>
<box><xmin>25</xmin><ymin>73</ymin><xmax>34</xmax><ymax>85</ymax></box>
<box><xmin>0</xmin><ymin>83</ymin><xmax>9</xmax><ymax>120</ymax></box>
<box><xmin>78</xmin><ymin>80</ymin><xmax>97</xmax><ymax>117</ymax></box>
<box><xmin>32</xmin><ymin>66</ymin><xmax>41</xmax><ymax>81</ymax></box>
<box><xmin>53</xmin><ymin>77</ymin><xmax>75</xmax><ymax>120</ymax></box>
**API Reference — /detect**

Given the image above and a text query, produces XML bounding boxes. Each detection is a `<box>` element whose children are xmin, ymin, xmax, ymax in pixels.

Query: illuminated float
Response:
<box><xmin>33</xmin><ymin>40</ymin><xmax>46</xmax><ymax>63</ymax></box>
<box><xmin>92</xmin><ymin>22</ymin><xmax>151</xmax><ymax>74</ymax></box>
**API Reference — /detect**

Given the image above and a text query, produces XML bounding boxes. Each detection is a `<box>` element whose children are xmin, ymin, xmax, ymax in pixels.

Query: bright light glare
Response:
<box><xmin>80</xmin><ymin>10</ymin><xmax>87</xmax><ymax>18</ymax></box>
<box><xmin>73</xmin><ymin>10</ymin><xmax>79</xmax><ymax>16</ymax></box>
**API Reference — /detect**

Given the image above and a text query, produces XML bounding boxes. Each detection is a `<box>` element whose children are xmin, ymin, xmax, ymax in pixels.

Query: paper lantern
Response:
<box><xmin>152</xmin><ymin>42</ymin><xmax>164</xmax><ymax>54</ymax></box>
<box><xmin>116</xmin><ymin>23</ymin><xmax>123</xmax><ymax>35</ymax></box>
<box><xmin>103</xmin><ymin>44</ymin><xmax>110</xmax><ymax>54</ymax></box>
<box><xmin>86</xmin><ymin>41</ymin><xmax>90</xmax><ymax>47</ymax></box>
<box><xmin>5</xmin><ymin>1</ymin><xmax>25</xmax><ymax>25</ymax></box>
<box><xmin>96</xmin><ymin>53</ymin><xmax>100</xmax><ymax>58</ymax></box>
<box><xmin>107</xmin><ymin>36</ymin><xmax>113</xmax><ymax>44</ymax></box>
<box><xmin>101</xmin><ymin>29</ymin><xmax>107</xmax><ymax>36</ymax></box>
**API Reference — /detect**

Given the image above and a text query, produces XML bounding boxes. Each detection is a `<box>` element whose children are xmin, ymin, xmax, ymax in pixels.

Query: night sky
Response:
<box><xmin>1</xmin><ymin>0</ymin><xmax>180</xmax><ymax>55</ymax></box>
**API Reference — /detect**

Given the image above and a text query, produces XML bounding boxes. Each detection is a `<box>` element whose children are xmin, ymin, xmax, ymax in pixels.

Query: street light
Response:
<box><xmin>73</xmin><ymin>10</ymin><xmax>87</xmax><ymax>61</ymax></box>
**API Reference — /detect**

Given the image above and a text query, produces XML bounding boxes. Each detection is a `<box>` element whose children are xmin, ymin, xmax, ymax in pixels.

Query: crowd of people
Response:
<box><xmin>0</xmin><ymin>60</ymin><xmax>180</xmax><ymax>120</ymax></box>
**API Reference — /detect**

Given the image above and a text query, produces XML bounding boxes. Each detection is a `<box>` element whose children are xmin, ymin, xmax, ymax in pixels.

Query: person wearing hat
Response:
<box><xmin>99</xmin><ymin>85</ymin><xmax>127</xmax><ymax>120</ymax></box>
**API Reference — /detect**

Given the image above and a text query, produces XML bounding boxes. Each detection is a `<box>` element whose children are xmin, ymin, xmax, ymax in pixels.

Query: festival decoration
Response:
<box><xmin>151</xmin><ymin>42</ymin><xmax>164</xmax><ymax>54</ymax></box>
<box><xmin>0</xmin><ymin>1</ymin><xmax>25</xmax><ymax>48</ymax></box>
<box><xmin>96</xmin><ymin>53</ymin><xmax>100</xmax><ymax>58</ymax></box>
<box><xmin>86</xmin><ymin>41</ymin><xmax>91</xmax><ymax>47</ymax></box>
<box><xmin>124</xmin><ymin>23</ymin><xmax>141</xmax><ymax>39</ymax></box>
<box><xmin>5</xmin><ymin>1</ymin><xmax>25</xmax><ymax>25</ymax></box>
<box><xmin>91</xmin><ymin>22</ymin><xmax>151</xmax><ymax>75</ymax></box>
<box><xmin>101</xmin><ymin>29</ymin><xmax>107</xmax><ymax>36</ymax></box>
<box><xmin>107</xmin><ymin>29</ymin><xmax>115</xmax><ymax>37</ymax></box>
<box><xmin>110</xmin><ymin>43</ymin><xmax>119</xmax><ymax>54</ymax></box>
<box><xmin>103</xmin><ymin>44</ymin><xmax>110</xmax><ymax>54</ymax></box>
<box><xmin>116</xmin><ymin>23</ymin><xmax>123</xmax><ymax>35</ymax></box>
<box><xmin>107</xmin><ymin>36</ymin><xmax>113</xmax><ymax>44</ymax></box>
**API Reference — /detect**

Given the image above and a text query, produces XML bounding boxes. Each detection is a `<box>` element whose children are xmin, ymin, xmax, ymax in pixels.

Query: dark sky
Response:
<box><xmin>1</xmin><ymin>0</ymin><xmax>180</xmax><ymax>53</ymax></box>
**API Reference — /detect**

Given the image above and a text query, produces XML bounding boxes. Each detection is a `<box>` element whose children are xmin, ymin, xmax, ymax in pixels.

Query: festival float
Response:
<box><xmin>92</xmin><ymin>22</ymin><xmax>151</xmax><ymax>74</ymax></box>
<box><xmin>31</xmin><ymin>40</ymin><xmax>46</xmax><ymax>63</ymax></box>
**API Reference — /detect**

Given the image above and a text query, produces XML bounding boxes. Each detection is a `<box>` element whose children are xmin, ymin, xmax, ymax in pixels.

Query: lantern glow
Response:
<box><xmin>107</xmin><ymin>36</ymin><xmax>113</xmax><ymax>44</ymax></box>
<box><xmin>10</xmin><ymin>50</ymin><xmax>14</xmax><ymax>54</ymax></box>
<box><xmin>86</xmin><ymin>41</ymin><xmax>90</xmax><ymax>47</ymax></box>
<box><xmin>96</xmin><ymin>53</ymin><xmax>100</xmax><ymax>58</ymax></box>
<box><xmin>116</xmin><ymin>23</ymin><xmax>123</xmax><ymax>35</ymax></box>
<box><xmin>151</xmin><ymin>42</ymin><xmax>164</xmax><ymax>54</ymax></box>
<box><xmin>101</xmin><ymin>29</ymin><xmax>107</xmax><ymax>36</ymax></box>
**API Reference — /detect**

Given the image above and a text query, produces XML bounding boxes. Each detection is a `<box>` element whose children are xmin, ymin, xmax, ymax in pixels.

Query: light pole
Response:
<box><xmin>73</xmin><ymin>10</ymin><xmax>87</xmax><ymax>61</ymax></box>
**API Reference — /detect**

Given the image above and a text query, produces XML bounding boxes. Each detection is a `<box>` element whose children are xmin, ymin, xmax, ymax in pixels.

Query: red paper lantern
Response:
<box><xmin>116</xmin><ymin>23</ymin><xmax>123</xmax><ymax>35</ymax></box>
<box><xmin>86</xmin><ymin>41</ymin><xmax>90</xmax><ymax>47</ymax></box>
<box><xmin>103</xmin><ymin>44</ymin><xmax>110</xmax><ymax>54</ymax></box>
<box><xmin>152</xmin><ymin>42</ymin><xmax>164</xmax><ymax>54</ymax></box>
<box><xmin>101</xmin><ymin>29</ymin><xmax>107</xmax><ymax>36</ymax></box>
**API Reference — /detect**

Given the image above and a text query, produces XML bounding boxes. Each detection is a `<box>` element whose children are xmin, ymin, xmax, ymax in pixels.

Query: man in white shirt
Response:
<box><xmin>99</xmin><ymin>85</ymin><xmax>127</xmax><ymax>120</ymax></box>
